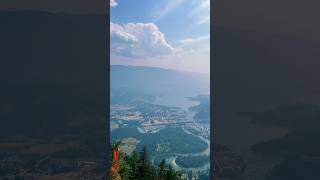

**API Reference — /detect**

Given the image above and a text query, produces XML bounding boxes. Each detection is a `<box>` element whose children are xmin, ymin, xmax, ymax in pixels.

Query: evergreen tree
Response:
<box><xmin>119</xmin><ymin>159</ymin><xmax>130</xmax><ymax>180</ymax></box>
<box><xmin>165</xmin><ymin>164</ymin><xmax>183</xmax><ymax>180</ymax></box>
<box><xmin>138</xmin><ymin>146</ymin><xmax>151</xmax><ymax>180</ymax></box>
<box><xmin>174</xmin><ymin>170</ymin><xmax>183</xmax><ymax>180</ymax></box>
<box><xmin>166</xmin><ymin>164</ymin><xmax>174</xmax><ymax>179</ymax></box>
<box><xmin>158</xmin><ymin>160</ymin><xmax>166</xmax><ymax>180</ymax></box>
<box><xmin>110</xmin><ymin>143</ymin><xmax>183</xmax><ymax>180</ymax></box>
<box><xmin>128</xmin><ymin>150</ymin><xmax>139</xmax><ymax>179</ymax></box>
<box><xmin>149</xmin><ymin>164</ymin><xmax>157</xmax><ymax>180</ymax></box>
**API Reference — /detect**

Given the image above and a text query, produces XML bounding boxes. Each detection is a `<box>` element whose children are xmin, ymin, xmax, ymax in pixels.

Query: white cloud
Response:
<box><xmin>189</xmin><ymin>0</ymin><xmax>210</xmax><ymax>17</ymax></box>
<box><xmin>197</xmin><ymin>15</ymin><xmax>210</xmax><ymax>25</ymax></box>
<box><xmin>111</xmin><ymin>47</ymin><xmax>210</xmax><ymax>74</ymax></box>
<box><xmin>110</xmin><ymin>0</ymin><xmax>210</xmax><ymax>74</ymax></box>
<box><xmin>111</xmin><ymin>33</ymin><xmax>211</xmax><ymax>74</ymax></box>
<box><xmin>178</xmin><ymin>34</ymin><xmax>210</xmax><ymax>53</ymax></box>
<box><xmin>186</xmin><ymin>15</ymin><xmax>210</xmax><ymax>31</ymax></box>
<box><xmin>110</xmin><ymin>22</ymin><xmax>175</xmax><ymax>58</ymax></box>
<box><xmin>179</xmin><ymin>34</ymin><xmax>210</xmax><ymax>45</ymax></box>
<box><xmin>110</xmin><ymin>22</ymin><xmax>138</xmax><ymax>43</ymax></box>
<box><xmin>154</xmin><ymin>0</ymin><xmax>186</xmax><ymax>20</ymax></box>
<box><xmin>187</xmin><ymin>0</ymin><xmax>210</xmax><ymax>29</ymax></box>
<box><xmin>110</xmin><ymin>0</ymin><xmax>118</xmax><ymax>7</ymax></box>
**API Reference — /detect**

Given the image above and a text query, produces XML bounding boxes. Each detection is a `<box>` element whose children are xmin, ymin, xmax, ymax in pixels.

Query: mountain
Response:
<box><xmin>111</xmin><ymin>65</ymin><xmax>210</xmax><ymax>96</ymax></box>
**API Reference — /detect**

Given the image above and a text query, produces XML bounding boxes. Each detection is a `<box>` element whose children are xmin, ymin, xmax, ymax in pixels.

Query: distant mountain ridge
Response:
<box><xmin>111</xmin><ymin>65</ymin><xmax>210</xmax><ymax>95</ymax></box>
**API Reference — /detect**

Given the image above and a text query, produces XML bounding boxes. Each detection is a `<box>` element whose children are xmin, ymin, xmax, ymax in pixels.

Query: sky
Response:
<box><xmin>110</xmin><ymin>0</ymin><xmax>210</xmax><ymax>74</ymax></box>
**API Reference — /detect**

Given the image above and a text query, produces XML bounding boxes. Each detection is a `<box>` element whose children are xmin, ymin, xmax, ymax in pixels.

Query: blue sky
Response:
<box><xmin>110</xmin><ymin>0</ymin><xmax>210</xmax><ymax>74</ymax></box>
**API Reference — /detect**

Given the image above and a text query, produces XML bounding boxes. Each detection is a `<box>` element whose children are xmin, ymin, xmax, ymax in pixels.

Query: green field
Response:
<box><xmin>111</xmin><ymin>126</ymin><xmax>207</xmax><ymax>156</ymax></box>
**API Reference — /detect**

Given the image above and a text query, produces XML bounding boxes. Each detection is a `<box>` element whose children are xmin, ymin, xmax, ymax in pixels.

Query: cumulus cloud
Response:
<box><xmin>110</xmin><ymin>22</ymin><xmax>138</xmax><ymax>43</ymax></box>
<box><xmin>110</xmin><ymin>0</ymin><xmax>117</xmax><ymax>7</ymax></box>
<box><xmin>110</xmin><ymin>22</ymin><xmax>175</xmax><ymax>58</ymax></box>
<box><xmin>178</xmin><ymin>34</ymin><xmax>210</xmax><ymax>52</ymax></box>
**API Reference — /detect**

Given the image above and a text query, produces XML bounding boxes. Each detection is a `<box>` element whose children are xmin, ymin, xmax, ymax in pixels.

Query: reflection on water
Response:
<box><xmin>153</xmin><ymin>94</ymin><xmax>199</xmax><ymax>109</ymax></box>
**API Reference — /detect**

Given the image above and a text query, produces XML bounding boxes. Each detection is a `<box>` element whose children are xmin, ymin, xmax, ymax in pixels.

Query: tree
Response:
<box><xmin>110</xmin><ymin>143</ymin><xmax>183</xmax><ymax>180</ymax></box>
<box><xmin>128</xmin><ymin>150</ymin><xmax>139</xmax><ymax>179</ymax></box>
<box><xmin>158</xmin><ymin>160</ymin><xmax>166</xmax><ymax>180</ymax></box>
<box><xmin>166</xmin><ymin>165</ymin><xmax>174</xmax><ymax>179</ymax></box>
<box><xmin>138</xmin><ymin>146</ymin><xmax>151</xmax><ymax>180</ymax></box>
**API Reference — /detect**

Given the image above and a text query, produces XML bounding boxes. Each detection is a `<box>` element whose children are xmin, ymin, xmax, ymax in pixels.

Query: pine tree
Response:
<box><xmin>128</xmin><ymin>150</ymin><xmax>139</xmax><ymax>179</ymax></box>
<box><xmin>119</xmin><ymin>159</ymin><xmax>130</xmax><ymax>180</ymax></box>
<box><xmin>110</xmin><ymin>143</ymin><xmax>183</xmax><ymax>180</ymax></box>
<box><xmin>166</xmin><ymin>164</ymin><xmax>174</xmax><ymax>179</ymax></box>
<box><xmin>138</xmin><ymin>146</ymin><xmax>151</xmax><ymax>180</ymax></box>
<box><xmin>173</xmin><ymin>170</ymin><xmax>183</xmax><ymax>180</ymax></box>
<box><xmin>149</xmin><ymin>164</ymin><xmax>157</xmax><ymax>180</ymax></box>
<box><xmin>158</xmin><ymin>159</ymin><xmax>166</xmax><ymax>180</ymax></box>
